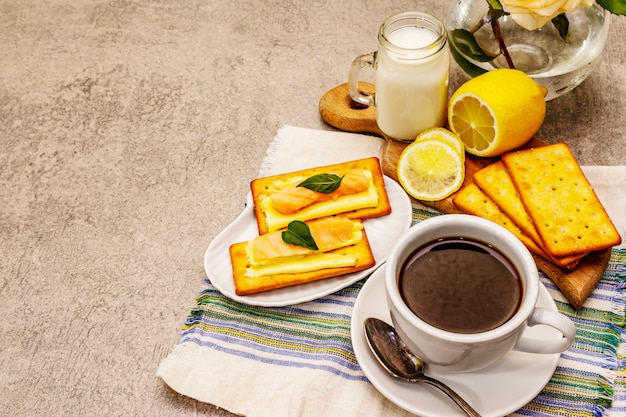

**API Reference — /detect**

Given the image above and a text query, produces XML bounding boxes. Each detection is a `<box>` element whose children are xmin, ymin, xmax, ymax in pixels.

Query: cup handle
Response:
<box><xmin>348</xmin><ymin>52</ymin><xmax>376</xmax><ymax>107</ymax></box>
<box><xmin>513</xmin><ymin>308</ymin><xmax>576</xmax><ymax>354</ymax></box>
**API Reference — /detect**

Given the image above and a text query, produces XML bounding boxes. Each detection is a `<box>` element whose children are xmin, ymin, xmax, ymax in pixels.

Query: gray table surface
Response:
<box><xmin>1</xmin><ymin>1</ymin><xmax>624</xmax><ymax>416</ymax></box>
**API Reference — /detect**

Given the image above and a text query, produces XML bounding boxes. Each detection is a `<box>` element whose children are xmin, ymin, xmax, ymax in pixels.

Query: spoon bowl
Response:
<box><xmin>364</xmin><ymin>317</ymin><xmax>482</xmax><ymax>417</ymax></box>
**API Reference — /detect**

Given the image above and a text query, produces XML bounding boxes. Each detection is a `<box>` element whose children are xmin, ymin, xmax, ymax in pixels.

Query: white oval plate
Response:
<box><xmin>351</xmin><ymin>265</ymin><xmax>561</xmax><ymax>417</ymax></box>
<box><xmin>204</xmin><ymin>176</ymin><xmax>412</xmax><ymax>306</ymax></box>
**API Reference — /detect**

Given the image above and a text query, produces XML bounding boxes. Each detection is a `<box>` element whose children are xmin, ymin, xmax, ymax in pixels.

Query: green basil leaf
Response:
<box><xmin>297</xmin><ymin>173</ymin><xmax>344</xmax><ymax>194</ymax></box>
<box><xmin>282</xmin><ymin>221</ymin><xmax>319</xmax><ymax>250</ymax></box>
<box><xmin>551</xmin><ymin>14</ymin><xmax>570</xmax><ymax>42</ymax></box>
<box><xmin>449</xmin><ymin>29</ymin><xmax>497</xmax><ymax>63</ymax></box>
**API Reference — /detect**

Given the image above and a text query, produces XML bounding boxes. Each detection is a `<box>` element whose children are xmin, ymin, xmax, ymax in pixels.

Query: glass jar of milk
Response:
<box><xmin>349</xmin><ymin>12</ymin><xmax>449</xmax><ymax>141</ymax></box>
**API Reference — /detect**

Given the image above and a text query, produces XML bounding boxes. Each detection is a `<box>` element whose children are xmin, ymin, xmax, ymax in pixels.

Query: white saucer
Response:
<box><xmin>351</xmin><ymin>265</ymin><xmax>561</xmax><ymax>417</ymax></box>
<box><xmin>205</xmin><ymin>176</ymin><xmax>412</xmax><ymax>307</ymax></box>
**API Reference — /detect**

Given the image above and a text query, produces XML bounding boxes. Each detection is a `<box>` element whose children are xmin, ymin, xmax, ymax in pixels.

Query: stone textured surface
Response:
<box><xmin>0</xmin><ymin>1</ymin><xmax>624</xmax><ymax>416</ymax></box>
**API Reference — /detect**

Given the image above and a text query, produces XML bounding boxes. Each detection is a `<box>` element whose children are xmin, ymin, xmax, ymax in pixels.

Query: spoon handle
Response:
<box><xmin>420</xmin><ymin>375</ymin><xmax>482</xmax><ymax>417</ymax></box>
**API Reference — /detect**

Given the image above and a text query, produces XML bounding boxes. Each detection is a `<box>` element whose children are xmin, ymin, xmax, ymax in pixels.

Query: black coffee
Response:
<box><xmin>399</xmin><ymin>238</ymin><xmax>522</xmax><ymax>334</ymax></box>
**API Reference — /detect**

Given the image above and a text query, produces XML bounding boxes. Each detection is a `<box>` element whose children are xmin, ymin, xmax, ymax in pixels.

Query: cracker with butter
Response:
<box><xmin>502</xmin><ymin>143</ymin><xmax>621</xmax><ymax>258</ymax></box>
<box><xmin>250</xmin><ymin>157</ymin><xmax>391</xmax><ymax>234</ymax></box>
<box><xmin>229</xmin><ymin>217</ymin><xmax>375</xmax><ymax>295</ymax></box>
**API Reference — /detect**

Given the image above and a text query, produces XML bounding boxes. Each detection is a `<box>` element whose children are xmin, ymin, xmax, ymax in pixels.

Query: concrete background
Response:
<box><xmin>1</xmin><ymin>1</ymin><xmax>624</xmax><ymax>416</ymax></box>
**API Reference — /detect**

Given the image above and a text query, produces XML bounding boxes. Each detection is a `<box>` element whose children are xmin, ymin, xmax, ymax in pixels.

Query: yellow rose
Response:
<box><xmin>499</xmin><ymin>0</ymin><xmax>596</xmax><ymax>30</ymax></box>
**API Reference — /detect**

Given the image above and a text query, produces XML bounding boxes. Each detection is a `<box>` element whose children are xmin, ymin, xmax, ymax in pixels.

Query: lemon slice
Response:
<box><xmin>414</xmin><ymin>127</ymin><xmax>465</xmax><ymax>157</ymax></box>
<box><xmin>448</xmin><ymin>69</ymin><xmax>547</xmax><ymax>157</ymax></box>
<box><xmin>397</xmin><ymin>139</ymin><xmax>465</xmax><ymax>201</ymax></box>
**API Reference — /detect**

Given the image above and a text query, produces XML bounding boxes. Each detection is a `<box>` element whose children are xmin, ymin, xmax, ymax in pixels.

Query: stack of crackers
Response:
<box><xmin>453</xmin><ymin>143</ymin><xmax>621</xmax><ymax>271</ymax></box>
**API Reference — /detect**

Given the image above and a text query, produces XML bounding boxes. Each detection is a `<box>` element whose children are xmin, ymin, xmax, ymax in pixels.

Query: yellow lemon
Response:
<box><xmin>414</xmin><ymin>127</ymin><xmax>465</xmax><ymax>157</ymax></box>
<box><xmin>397</xmin><ymin>139</ymin><xmax>465</xmax><ymax>201</ymax></box>
<box><xmin>448</xmin><ymin>69</ymin><xmax>547</xmax><ymax>157</ymax></box>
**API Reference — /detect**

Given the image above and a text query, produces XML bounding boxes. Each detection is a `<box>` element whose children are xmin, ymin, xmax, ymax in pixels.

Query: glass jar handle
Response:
<box><xmin>348</xmin><ymin>52</ymin><xmax>376</xmax><ymax>107</ymax></box>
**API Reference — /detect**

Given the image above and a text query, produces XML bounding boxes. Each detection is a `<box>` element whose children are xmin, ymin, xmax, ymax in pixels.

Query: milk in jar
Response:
<box><xmin>349</xmin><ymin>13</ymin><xmax>450</xmax><ymax>141</ymax></box>
<box><xmin>375</xmin><ymin>24</ymin><xmax>449</xmax><ymax>141</ymax></box>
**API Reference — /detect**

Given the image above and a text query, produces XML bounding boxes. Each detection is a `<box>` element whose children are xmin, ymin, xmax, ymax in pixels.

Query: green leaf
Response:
<box><xmin>449</xmin><ymin>42</ymin><xmax>489</xmax><ymax>77</ymax></box>
<box><xmin>486</xmin><ymin>0</ymin><xmax>507</xmax><ymax>20</ymax></box>
<box><xmin>486</xmin><ymin>0</ymin><xmax>504</xmax><ymax>12</ymax></box>
<box><xmin>297</xmin><ymin>173</ymin><xmax>344</xmax><ymax>194</ymax></box>
<box><xmin>551</xmin><ymin>14</ymin><xmax>570</xmax><ymax>42</ymax></box>
<box><xmin>449</xmin><ymin>29</ymin><xmax>497</xmax><ymax>63</ymax></box>
<box><xmin>282</xmin><ymin>221</ymin><xmax>319</xmax><ymax>250</ymax></box>
<box><xmin>597</xmin><ymin>0</ymin><xmax>626</xmax><ymax>15</ymax></box>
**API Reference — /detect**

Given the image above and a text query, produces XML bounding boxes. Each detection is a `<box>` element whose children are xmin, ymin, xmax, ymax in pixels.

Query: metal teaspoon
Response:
<box><xmin>364</xmin><ymin>317</ymin><xmax>482</xmax><ymax>417</ymax></box>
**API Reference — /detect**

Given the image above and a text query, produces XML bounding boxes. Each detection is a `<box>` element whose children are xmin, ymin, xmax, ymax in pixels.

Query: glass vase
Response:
<box><xmin>446</xmin><ymin>0</ymin><xmax>611</xmax><ymax>100</ymax></box>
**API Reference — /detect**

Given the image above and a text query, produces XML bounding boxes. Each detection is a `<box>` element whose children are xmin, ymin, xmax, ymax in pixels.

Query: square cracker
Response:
<box><xmin>473</xmin><ymin>161</ymin><xmax>542</xmax><ymax>244</ymax></box>
<box><xmin>502</xmin><ymin>143</ymin><xmax>621</xmax><ymax>257</ymax></box>
<box><xmin>453</xmin><ymin>183</ymin><xmax>582</xmax><ymax>269</ymax></box>
<box><xmin>250</xmin><ymin>157</ymin><xmax>391</xmax><ymax>234</ymax></box>
<box><xmin>229</xmin><ymin>224</ymin><xmax>376</xmax><ymax>295</ymax></box>
<box><xmin>473</xmin><ymin>161</ymin><xmax>585</xmax><ymax>268</ymax></box>
<box><xmin>453</xmin><ymin>183</ymin><xmax>546</xmax><ymax>256</ymax></box>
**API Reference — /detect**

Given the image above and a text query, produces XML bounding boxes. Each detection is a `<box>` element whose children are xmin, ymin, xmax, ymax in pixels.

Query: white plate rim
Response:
<box><xmin>204</xmin><ymin>176</ymin><xmax>413</xmax><ymax>306</ymax></box>
<box><xmin>351</xmin><ymin>264</ymin><xmax>561</xmax><ymax>417</ymax></box>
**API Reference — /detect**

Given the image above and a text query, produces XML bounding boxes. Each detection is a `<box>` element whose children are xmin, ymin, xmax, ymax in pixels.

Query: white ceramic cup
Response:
<box><xmin>385</xmin><ymin>214</ymin><xmax>576</xmax><ymax>373</ymax></box>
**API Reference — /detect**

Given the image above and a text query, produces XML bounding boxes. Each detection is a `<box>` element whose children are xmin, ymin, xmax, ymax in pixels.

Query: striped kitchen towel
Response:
<box><xmin>158</xmin><ymin>126</ymin><xmax>626</xmax><ymax>417</ymax></box>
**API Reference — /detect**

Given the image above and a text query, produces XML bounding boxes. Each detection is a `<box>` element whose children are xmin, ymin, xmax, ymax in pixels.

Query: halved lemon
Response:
<box><xmin>397</xmin><ymin>139</ymin><xmax>465</xmax><ymax>201</ymax></box>
<box><xmin>414</xmin><ymin>127</ymin><xmax>465</xmax><ymax>157</ymax></box>
<box><xmin>448</xmin><ymin>69</ymin><xmax>547</xmax><ymax>157</ymax></box>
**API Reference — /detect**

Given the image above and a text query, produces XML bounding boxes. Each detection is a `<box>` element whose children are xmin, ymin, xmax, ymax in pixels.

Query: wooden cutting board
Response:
<box><xmin>319</xmin><ymin>82</ymin><xmax>611</xmax><ymax>309</ymax></box>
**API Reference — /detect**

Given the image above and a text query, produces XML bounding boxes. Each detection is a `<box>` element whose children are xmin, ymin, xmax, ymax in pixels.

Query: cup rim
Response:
<box><xmin>385</xmin><ymin>214</ymin><xmax>539</xmax><ymax>343</ymax></box>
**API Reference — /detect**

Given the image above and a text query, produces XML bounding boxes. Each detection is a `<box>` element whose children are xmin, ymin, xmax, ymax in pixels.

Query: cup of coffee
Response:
<box><xmin>385</xmin><ymin>214</ymin><xmax>575</xmax><ymax>373</ymax></box>
<box><xmin>348</xmin><ymin>11</ymin><xmax>449</xmax><ymax>141</ymax></box>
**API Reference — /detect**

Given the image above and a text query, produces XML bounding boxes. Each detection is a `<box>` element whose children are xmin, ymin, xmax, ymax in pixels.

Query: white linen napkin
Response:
<box><xmin>259</xmin><ymin>125</ymin><xmax>386</xmax><ymax>175</ymax></box>
<box><xmin>158</xmin><ymin>125</ymin><xmax>626</xmax><ymax>417</ymax></box>
<box><xmin>158</xmin><ymin>125</ymin><xmax>415</xmax><ymax>417</ymax></box>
